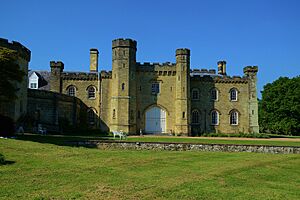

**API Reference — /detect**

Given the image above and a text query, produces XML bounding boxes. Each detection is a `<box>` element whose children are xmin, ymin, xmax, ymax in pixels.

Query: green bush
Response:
<box><xmin>0</xmin><ymin>153</ymin><xmax>5</xmax><ymax>165</ymax></box>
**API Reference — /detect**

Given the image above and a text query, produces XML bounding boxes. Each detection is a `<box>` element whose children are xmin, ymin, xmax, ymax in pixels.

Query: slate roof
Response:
<box><xmin>28</xmin><ymin>70</ymin><xmax>51</xmax><ymax>91</ymax></box>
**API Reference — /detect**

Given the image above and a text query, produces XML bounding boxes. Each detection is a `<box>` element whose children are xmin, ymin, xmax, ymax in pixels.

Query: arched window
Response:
<box><xmin>211</xmin><ymin>110</ymin><xmax>219</xmax><ymax>125</ymax></box>
<box><xmin>192</xmin><ymin>89</ymin><xmax>199</xmax><ymax>100</ymax></box>
<box><xmin>211</xmin><ymin>88</ymin><xmax>218</xmax><ymax>101</ymax></box>
<box><xmin>230</xmin><ymin>110</ymin><xmax>239</xmax><ymax>125</ymax></box>
<box><xmin>121</xmin><ymin>83</ymin><xmax>125</xmax><ymax>91</ymax></box>
<box><xmin>67</xmin><ymin>86</ymin><xmax>76</xmax><ymax>97</ymax></box>
<box><xmin>192</xmin><ymin>110</ymin><xmax>200</xmax><ymax>124</ymax></box>
<box><xmin>87</xmin><ymin>86</ymin><xmax>96</xmax><ymax>99</ymax></box>
<box><xmin>87</xmin><ymin>109</ymin><xmax>95</xmax><ymax>124</ymax></box>
<box><xmin>230</xmin><ymin>88</ymin><xmax>238</xmax><ymax>101</ymax></box>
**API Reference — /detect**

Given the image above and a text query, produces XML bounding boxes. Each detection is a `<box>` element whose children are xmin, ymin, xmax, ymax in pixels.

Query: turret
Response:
<box><xmin>50</xmin><ymin>61</ymin><xmax>64</xmax><ymax>93</ymax></box>
<box><xmin>89</xmin><ymin>48</ymin><xmax>99</xmax><ymax>72</ymax></box>
<box><xmin>111</xmin><ymin>38</ymin><xmax>137</xmax><ymax>134</ymax></box>
<box><xmin>217</xmin><ymin>60</ymin><xmax>226</xmax><ymax>75</ymax></box>
<box><xmin>244</xmin><ymin>66</ymin><xmax>259</xmax><ymax>133</ymax></box>
<box><xmin>175</xmin><ymin>48</ymin><xmax>191</xmax><ymax>135</ymax></box>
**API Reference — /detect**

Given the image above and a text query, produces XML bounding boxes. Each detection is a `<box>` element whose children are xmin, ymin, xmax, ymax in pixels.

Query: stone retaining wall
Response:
<box><xmin>70</xmin><ymin>141</ymin><xmax>300</xmax><ymax>154</ymax></box>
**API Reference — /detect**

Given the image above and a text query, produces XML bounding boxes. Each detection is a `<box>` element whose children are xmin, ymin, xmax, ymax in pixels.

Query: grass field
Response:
<box><xmin>0</xmin><ymin>138</ymin><xmax>300</xmax><ymax>199</ymax></box>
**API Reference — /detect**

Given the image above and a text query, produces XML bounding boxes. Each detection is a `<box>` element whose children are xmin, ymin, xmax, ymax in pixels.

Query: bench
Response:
<box><xmin>37</xmin><ymin>124</ymin><xmax>47</xmax><ymax>135</ymax></box>
<box><xmin>112</xmin><ymin>130</ymin><xmax>126</xmax><ymax>140</ymax></box>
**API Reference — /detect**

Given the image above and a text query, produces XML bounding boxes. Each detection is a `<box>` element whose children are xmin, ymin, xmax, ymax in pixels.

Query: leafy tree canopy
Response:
<box><xmin>259</xmin><ymin>76</ymin><xmax>300</xmax><ymax>135</ymax></box>
<box><xmin>0</xmin><ymin>47</ymin><xmax>25</xmax><ymax>102</ymax></box>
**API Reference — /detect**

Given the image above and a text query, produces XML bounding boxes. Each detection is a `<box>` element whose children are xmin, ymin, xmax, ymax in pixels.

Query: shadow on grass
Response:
<box><xmin>14</xmin><ymin>132</ymin><xmax>116</xmax><ymax>148</ymax></box>
<box><xmin>0</xmin><ymin>160</ymin><xmax>16</xmax><ymax>165</ymax></box>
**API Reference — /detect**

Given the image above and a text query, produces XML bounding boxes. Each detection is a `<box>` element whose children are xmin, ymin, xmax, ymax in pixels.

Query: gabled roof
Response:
<box><xmin>28</xmin><ymin>70</ymin><xmax>51</xmax><ymax>90</ymax></box>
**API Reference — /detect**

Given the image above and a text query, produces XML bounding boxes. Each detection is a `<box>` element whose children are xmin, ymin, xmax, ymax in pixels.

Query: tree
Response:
<box><xmin>0</xmin><ymin>47</ymin><xmax>25</xmax><ymax>102</ymax></box>
<box><xmin>259</xmin><ymin>76</ymin><xmax>300</xmax><ymax>135</ymax></box>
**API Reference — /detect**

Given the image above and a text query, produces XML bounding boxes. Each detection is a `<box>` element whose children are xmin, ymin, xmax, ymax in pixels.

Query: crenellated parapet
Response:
<box><xmin>191</xmin><ymin>68</ymin><xmax>216</xmax><ymax>74</ymax></box>
<box><xmin>112</xmin><ymin>38</ymin><xmax>137</xmax><ymax>50</ymax></box>
<box><xmin>61</xmin><ymin>72</ymin><xmax>99</xmax><ymax>80</ymax></box>
<box><xmin>0</xmin><ymin>38</ymin><xmax>31</xmax><ymax>61</ymax></box>
<box><xmin>136</xmin><ymin>62</ymin><xmax>176</xmax><ymax>74</ymax></box>
<box><xmin>243</xmin><ymin>66</ymin><xmax>258</xmax><ymax>76</ymax></box>
<box><xmin>100</xmin><ymin>70</ymin><xmax>112</xmax><ymax>79</ymax></box>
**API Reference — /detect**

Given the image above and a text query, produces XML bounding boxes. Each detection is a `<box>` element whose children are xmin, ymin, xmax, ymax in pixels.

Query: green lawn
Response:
<box><xmin>0</xmin><ymin>138</ymin><xmax>299</xmax><ymax>199</ymax></box>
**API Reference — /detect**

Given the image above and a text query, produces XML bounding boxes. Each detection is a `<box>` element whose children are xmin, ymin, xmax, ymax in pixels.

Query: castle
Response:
<box><xmin>44</xmin><ymin>38</ymin><xmax>259</xmax><ymax>135</ymax></box>
<box><xmin>0</xmin><ymin>38</ymin><xmax>31</xmax><ymax>123</ymax></box>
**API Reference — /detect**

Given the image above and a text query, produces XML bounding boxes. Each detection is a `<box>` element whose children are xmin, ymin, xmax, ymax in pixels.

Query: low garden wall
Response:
<box><xmin>70</xmin><ymin>141</ymin><xmax>300</xmax><ymax>154</ymax></box>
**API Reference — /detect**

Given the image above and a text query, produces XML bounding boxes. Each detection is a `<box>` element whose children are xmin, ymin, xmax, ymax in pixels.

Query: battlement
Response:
<box><xmin>62</xmin><ymin>71</ymin><xmax>99</xmax><ymax>80</ymax></box>
<box><xmin>243</xmin><ymin>66</ymin><xmax>258</xmax><ymax>73</ymax></box>
<box><xmin>191</xmin><ymin>69</ymin><xmax>216</xmax><ymax>74</ymax></box>
<box><xmin>176</xmin><ymin>48</ymin><xmax>190</xmax><ymax>56</ymax></box>
<box><xmin>100</xmin><ymin>70</ymin><xmax>112</xmax><ymax>79</ymax></box>
<box><xmin>112</xmin><ymin>38</ymin><xmax>137</xmax><ymax>49</ymax></box>
<box><xmin>50</xmin><ymin>61</ymin><xmax>64</xmax><ymax>72</ymax></box>
<box><xmin>137</xmin><ymin>62</ymin><xmax>176</xmax><ymax>73</ymax></box>
<box><xmin>0</xmin><ymin>38</ymin><xmax>31</xmax><ymax>61</ymax></box>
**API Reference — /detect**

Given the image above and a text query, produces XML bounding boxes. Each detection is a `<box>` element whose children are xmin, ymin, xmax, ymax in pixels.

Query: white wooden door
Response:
<box><xmin>145</xmin><ymin>107</ymin><xmax>166</xmax><ymax>133</ymax></box>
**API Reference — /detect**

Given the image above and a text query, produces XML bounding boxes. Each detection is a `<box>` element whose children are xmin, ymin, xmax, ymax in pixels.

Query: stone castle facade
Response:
<box><xmin>48</xmin><ymin>38</ymin><xmax>259</xmax><ymax>135</ymax></box>
<box><xmin>0</xmin><ymin>38</ymin><xmax>31</xmax><ymax>122</ymax></box>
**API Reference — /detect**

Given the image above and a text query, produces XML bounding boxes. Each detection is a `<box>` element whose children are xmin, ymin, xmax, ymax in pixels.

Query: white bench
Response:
<box><xmin>38</xmin><ymin>124</ymin><xmax>47</xmax><ymax>135</ymax></box>
<box><xmin>112</xmin><ymin>130</ymin><xmax>126</xmax><ymax>140</ymax></box>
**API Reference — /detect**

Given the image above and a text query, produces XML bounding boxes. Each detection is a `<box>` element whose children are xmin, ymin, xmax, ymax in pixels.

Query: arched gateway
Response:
<box><xmin>145</xmin><ymin>106</ymin><xmax>166</xmax><ymax>134</ymax></box>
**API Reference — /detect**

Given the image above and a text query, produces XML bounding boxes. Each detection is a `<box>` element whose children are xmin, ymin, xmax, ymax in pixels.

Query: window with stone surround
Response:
<box><xmin>211</xmin><ymin>110</ymin><xmax>219</xmax><ymax>125</ymax></box>
<box><xmin>192</xmin><ymin>110</ymin><xmax>200</xmax><ymax>124</ymax></box>
<box><xmin>230</xmin><ymin>88</ymin><xmax>238</xmax><ymax>101</ymax></box>
<box><xmin>230</xmin><ymin>110</ymin><xmax>239</xmax><ymax>125</ymax></box>
<box><xmin>211</xmin><ymin>88</ymin><xmax>218</xmax><ymax>101</ymax></box>
<box><xmin>151</xmin><ymin>82</ymin><xmax>160</xmax><ymax>94</ymax></box>
<box><xmin>68</xmin><ymin>86</ymin><xmax>76</xmax><ymax>97</ymax></box>
<box><xmin>192</xmin><ymin>88</ymin><xmax>199</xmax><ymax>100</ymax></box>
<box><xmin>87</xmin><ymin>109</ymin><xmax>95</xmax><ymax>124</ymax></box>
<box><xmin>87</xmin><ymin>86</ymin><xmax>96</xmax><ymax>99</ymax></box>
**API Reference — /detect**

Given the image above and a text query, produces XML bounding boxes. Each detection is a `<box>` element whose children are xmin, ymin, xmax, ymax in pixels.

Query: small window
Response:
<box><xmin>88</xmin><ymin>109</ymin><xmax>95</xmax><ymax>124</ymax></box>
<box><xmin>139</xmin><ymin>86</ymin><xmax>142</xmax><ymax>91</ymax></box>
<box><xmin>30</xmin><ymin>83</ymin><xmax>37</xmax><ymax>89</ymax></box>
<box><xmin>211</xmin><ymin>89</ymin><xmax>218</xmax><ymax>101</ymax></box>
<box><xmin>151</xmin><ymin>83</ymin><xmax>160</xmax><ymax>94</ymax></box>
<box><xmin>122</xmin><ymin>83</ymin><xmax>125</xmax><ymax>91</ymax></box>
<box><xmin>192</xmin><ymin>110</ymin><xmax>199</xmax><ymax>124</ymax></box>
<box><xmin>182</xmin><ymin>112</ymin><xmax>185</xmax><ymax>119</ymax></box>
<box><xmin>230</xmin><ymin>111</ymin><xmax>238</xmax><ymax>125</ymax></box>
<box><xmin>192</xmin><ymin>89</ymin><xmax>199</xmax><ymax>100</ymax></box>
<box><xmin>113</xmin><ymin>109</ymin><xmax>116</xmax><ymax>119</ymax></box>
<box><xmin>211</xmin><ymin>110</ymin><xmax>219</xmax><ymax>125</ymax></box>
<box><xmin>68</xmin><ymin>86</ymin><xmax>76</xmax><ymax>96</ymax></box>
<box><xmin>88</xmin><ymin>86</ymin><xmax>96</xmax><ymax>99</ymax></box>
<box><xmin>230</xmin><ymin>88</ymin><xmax>238</xmax><ymax>101</ymax></box>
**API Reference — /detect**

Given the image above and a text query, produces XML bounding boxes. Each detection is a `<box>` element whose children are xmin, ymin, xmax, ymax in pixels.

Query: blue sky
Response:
<box><xmin>1</xmin><ymin>0</ymin><xmax>299</xmax><ymax>98</ymax></box>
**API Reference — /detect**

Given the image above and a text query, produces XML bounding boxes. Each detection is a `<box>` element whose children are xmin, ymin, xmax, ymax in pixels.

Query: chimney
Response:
<box><xmin>90</xmin><ymin>48</ymin><xmax>99</xmax><ymax>72</ymax></box>
<box><xmin>217</xmin><ymin>60</ymin><xmax>226</xmax><ymax>75</ymax></box>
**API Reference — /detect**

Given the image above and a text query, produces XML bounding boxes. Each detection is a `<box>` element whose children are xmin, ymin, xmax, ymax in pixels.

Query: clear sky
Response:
<box><xmin>1</xmin><ymin>0</ymin><xmax>299</xmax><ymax>98</ymax></box>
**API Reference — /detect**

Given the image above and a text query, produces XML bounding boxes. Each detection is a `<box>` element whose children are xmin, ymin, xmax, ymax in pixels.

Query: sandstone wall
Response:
<box><xmin>27</xmin><ymin>89</ymin><xmax>88</xmax><ymax>132</ymax></box>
